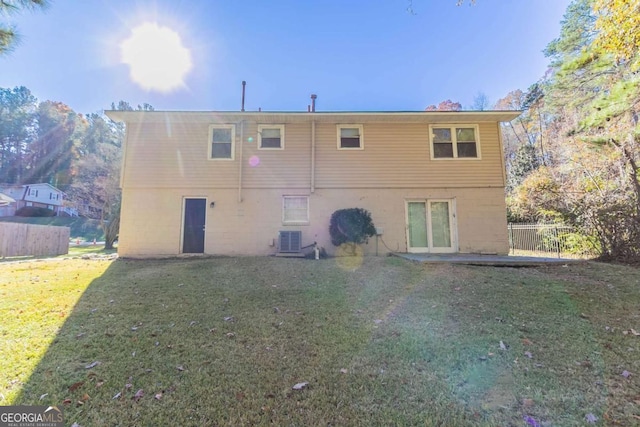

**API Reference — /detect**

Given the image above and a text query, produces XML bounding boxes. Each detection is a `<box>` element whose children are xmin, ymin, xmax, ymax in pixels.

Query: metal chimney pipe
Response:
<box><xmin>241</xmin><ymin>81</ymin><xmax>246</xmax><ymax>112</ymax></box>
<box><xmin>310</xmin><ymin>94</ymin><xmax>317</xmax><ymax>112</ymax></box>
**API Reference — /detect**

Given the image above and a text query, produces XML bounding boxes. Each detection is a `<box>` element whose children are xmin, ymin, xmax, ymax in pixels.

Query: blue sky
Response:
<box><xmin>1</xmin><ymin>0</ymin><xmax>571</xmax><ymax>114</ymax></box>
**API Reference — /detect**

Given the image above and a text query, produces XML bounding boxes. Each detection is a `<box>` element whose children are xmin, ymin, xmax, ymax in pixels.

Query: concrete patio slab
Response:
<box><xmin>392</xmin><ymin>253</ymin><xmax>588</xmax><ymax>266</ymax></box>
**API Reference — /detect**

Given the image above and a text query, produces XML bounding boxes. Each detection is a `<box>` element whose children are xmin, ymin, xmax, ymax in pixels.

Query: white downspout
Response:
<box><xmin>311</xmin><ymin>120</ymin><xmax>316</xmax><ymax>193</ymax></box>
<box><xmin>238</xmin><ymin>120</ymin><xmax>244</xmax><ymax>203</ymax></box>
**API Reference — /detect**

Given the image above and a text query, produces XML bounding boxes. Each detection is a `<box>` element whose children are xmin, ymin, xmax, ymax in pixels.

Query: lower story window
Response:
<box><xmin>282</xmin><ymin>196</ymin><xmax>309</xmax><ymax>225</ymax></box>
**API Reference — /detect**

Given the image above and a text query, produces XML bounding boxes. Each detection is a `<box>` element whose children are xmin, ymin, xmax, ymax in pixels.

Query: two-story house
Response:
<box><xmin>105</xmin><ymin>109</ymin><xmax>520</xmax><ymax>257</ymax></box>
<box><xmin>0</xmin><ymin>183</ymin><xmax>77</xmax><ymax>217</ymax></box>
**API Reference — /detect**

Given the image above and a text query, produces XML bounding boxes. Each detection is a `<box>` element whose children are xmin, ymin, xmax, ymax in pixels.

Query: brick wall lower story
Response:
<box><xmin>117</xmin><ymin>187</ymin><xmax>509</xmax><ymax>258</ymax></box>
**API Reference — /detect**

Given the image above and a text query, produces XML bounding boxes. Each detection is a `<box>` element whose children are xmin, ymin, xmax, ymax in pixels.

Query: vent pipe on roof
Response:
<box><xmin>310</xmin><ymin>94</ymin><xmax>317</xmax><ymax>112</ymax></box>
<box><xmin>241</xmin><ymin>81</ymin><xmax>246</xmax><ymax>112</ymax></box>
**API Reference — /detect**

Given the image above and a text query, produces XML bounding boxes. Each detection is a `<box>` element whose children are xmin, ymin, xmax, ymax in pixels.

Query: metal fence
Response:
<box><xmin>507</xmin><ymin>222</ymin><xmax>597</xmax><ymax>259</ymax></box>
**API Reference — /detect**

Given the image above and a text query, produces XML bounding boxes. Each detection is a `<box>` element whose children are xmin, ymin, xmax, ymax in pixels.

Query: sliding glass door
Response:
<box><xmin>406</xmin><ymin>200</ymin><xmax>456</xmax><ymax>253</ymax></box>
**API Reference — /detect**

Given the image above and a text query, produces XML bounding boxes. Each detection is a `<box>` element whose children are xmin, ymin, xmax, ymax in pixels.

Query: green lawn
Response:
<box><xmin>1</xmin><ymin>256</ymin><xmax>639</xmax><ymax>426</ymax></box>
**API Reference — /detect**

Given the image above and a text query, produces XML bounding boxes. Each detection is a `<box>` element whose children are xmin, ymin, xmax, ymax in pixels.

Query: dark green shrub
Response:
<box><xmin>329</xmin><ymin>208</ymin><xmax>376</xmax><ymax>247</ymax></box>
<box><xmin>15</xmin><ymin>206</ymin><xmax>56</xmax><ymax>217</ymax></box>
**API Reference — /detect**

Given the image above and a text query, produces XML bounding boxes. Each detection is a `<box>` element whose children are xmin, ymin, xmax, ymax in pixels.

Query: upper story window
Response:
<box><xmin>430</xmin><ymin>125</ymin><xmax>480</xmax><ymax>159</ymax></box>
<box><xmin>209</xmin><ymin>124</ymin><xmax>235</xmax><ymax>160</ymax></box>
<box><xmin>337</xmin><ymin>125</ymin><xmax>364</xmax><ymax>150</ymax></box>
<box><xmin>258</xmin><ymin>125</ymin><xmax>285</xmax><ymax>149</ymax></box>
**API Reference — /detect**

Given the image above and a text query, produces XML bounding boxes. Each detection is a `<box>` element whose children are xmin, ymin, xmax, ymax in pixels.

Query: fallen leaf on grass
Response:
<box><xmin>223</xmin><ymin>316</ymin><xmax>234</xmax><ymax>322</ymax></box>
<box><xmin>62</xmin><ymin>399</ymin><xmax>72</xmax><ymax>405</ymax></box>
<box><xmin>523</xmin><ymin>415</ymin><xmax>540</xmax><ymax>427</ymax></box>
<box><xmin>292</xmin><ymin>382</ymin><xmax>308</xmax><ymax>390</ymax></box>
<box><xmin>69</xmin><ymin>381</ymin><xmax>84</xmax><ymax>392</ymax></box>
<box><xmin>622</xmin><ymin>370</ymin><xmax>631</xmax><ymax>378</ymax></box>
<box><xmin>340</xmin><ymin>368</ymin><xmax>348</xmax><ymax>374</ymax></box>
<box><xmin>522</xmin><ymin>338</ymin><xmax>533</xmax><ymax>346</ymax></box>
<box><xmin>630</xmin><ymin>329</ymin><xmax>640</xmax><ymax>336</ymax></box>
<box><xmin>132</xmin><ymin>389</ymin><xmax>144</xmax><ymax>402</ymax></box>
<box><xmin>112</xmin><ymin>392</ymin><xmax>121</xmax><ymax>400</ymax></box>
<box><xmin>125</xmin><ymin>383</ymin><xmax>133</xmax><ymax>389</ymax></box>
<box><xmin>499</xmin><ymin>341</ymin><xmax>507</xmax><ymax>350</ymax></box>
<box><xmin>585</xmin><ymin>413</ymin><xmax>598</xmax><ymax>423</ymax></box>
<box><xmin>522</xmin><ymin>398</ymin><xmax>534</xmax><ymax>407</ymax></box>
<box><xmin>154</xmin><ymin>392</ymin><xmax>163</xmax><ymax>400</ymax></box>
<box><xmin>85</xmin><ymin>361</ymin><xmax>100</xmax><ymax>369</ymax></box>
<box><xmin>95</xmin><ymin>381</ymin><xmax>104</xmax><ymax>388</ymax></box>
<box><xmin>81</xmin><ymin>393</ymin><xmax>90</xmax><ymax>402</ymax></box>
<box><xmin>177</xmin><ymin>365</ymin><xmax>185</xmax><ymax>372</ymax></box>
<box><xmin>39</xmin><ymin>393</ymin><xmax>48</xmax><ymax>400</ymax></box>
<box><xmin>524</xmin><ymin>351</ymin><xmax>533</xmax><ymax>359</ymax></box>
<box><xmin>226</xmin><ymin>332</ymin><xmax>236</xmax><ymax>338</ymax></box>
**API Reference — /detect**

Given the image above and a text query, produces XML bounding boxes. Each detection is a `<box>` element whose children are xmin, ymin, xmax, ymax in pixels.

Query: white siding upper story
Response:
<box><xmin>22</xmin><ymin>183</ymin><xmax>65</xmax><ymax>207</ymax></box>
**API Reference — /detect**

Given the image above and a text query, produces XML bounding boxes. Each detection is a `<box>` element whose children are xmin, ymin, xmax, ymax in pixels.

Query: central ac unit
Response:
<box><xmin>279</xmin><ymin>231</ymin><xmax>302</xmax><ymax>253</ymax></box>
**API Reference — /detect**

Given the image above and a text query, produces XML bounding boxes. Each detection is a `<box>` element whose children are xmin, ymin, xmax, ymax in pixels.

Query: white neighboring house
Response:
<box><xmin>0</xmin><ymin>183</ymin><xmax>78</xmax><ymax>217</ymax></box>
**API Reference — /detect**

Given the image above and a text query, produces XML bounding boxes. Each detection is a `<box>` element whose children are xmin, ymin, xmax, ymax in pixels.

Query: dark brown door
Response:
<box><xmin>182</xmin><ymin>198</ymin><xmax>206</xmax><ymax>253</ymax></box>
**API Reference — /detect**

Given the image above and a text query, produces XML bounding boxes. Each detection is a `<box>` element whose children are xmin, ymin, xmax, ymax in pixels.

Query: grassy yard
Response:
<box><xmin>1</xmin><ymin>256</ymin><xmax>640</xmax><ymax>426</ymax></box>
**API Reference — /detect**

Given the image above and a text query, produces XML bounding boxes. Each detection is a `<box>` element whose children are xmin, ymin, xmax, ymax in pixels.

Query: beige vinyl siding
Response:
<box><xmin>242</xmin><ymin>122</ymin><xmax>311</xmax><ymax>189</ymax></box>
<box><xmin>314</xmin><ymin>122</ymin><xmax>504</xmax><ymax>188</ymax></box>
<box><xmin>123</xmin><ymin>122</ymin><xmax>239</xmax><ymax>189</ymax></box>
<box><xmin>123</xmin><ymin>119</ymin><xmax>504</xmax><ymax>190</ymax></box>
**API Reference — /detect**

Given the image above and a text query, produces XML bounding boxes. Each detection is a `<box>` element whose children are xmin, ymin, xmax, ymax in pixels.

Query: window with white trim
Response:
<box><xmin>282</xmin><ymin>196</ymin><xmax>309</xmax><ymax>225</ymax></box>
<box><xmin>430</xmin><ymin>125</ymin><xmax>480</xmax><ymax>159</ymax></box>
<box><xmin>258</xmin><ymin>125</ymin><xmax>284</xmax><ymax>149</ymax></box>
<box><xmin>337</xmin><ymin>124</ymin><xmax>364</xmax><ymax>149</ymax></box>
<box><xmin>208</xmin><ymin>124</ymin><xmax>235</xmax><ymax>160</ymax></box>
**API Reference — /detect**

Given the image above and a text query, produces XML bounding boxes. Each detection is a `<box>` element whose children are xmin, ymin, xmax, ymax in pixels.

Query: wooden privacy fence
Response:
<box><xmin>0</xmin><ymin>222</ymin><xmax>69</xmax><ymax>257</ymax></box>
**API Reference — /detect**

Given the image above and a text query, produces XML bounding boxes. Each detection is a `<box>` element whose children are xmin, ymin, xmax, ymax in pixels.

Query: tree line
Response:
<box><xmin>0</xmin><ymin>86</ymin><xmax>152</xmax><ymax>248</ymax></box>
<box><xmin>498</xmin><ymin>0</ymin><xmax>640</xmax><ymax>262</ymax></box>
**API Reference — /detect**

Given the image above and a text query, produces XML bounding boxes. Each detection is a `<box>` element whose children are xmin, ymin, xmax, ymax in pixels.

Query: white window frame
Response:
<box><xmin>337</xmin><ymin>124</ymin><xmax>364</xmax><ymax>150</ymax></box>
<box><xmin>208</xmin><ymin>124</ymin><xmax>236</xmax><ymax>160</ymax></box>
<box><xmin>429</xmin><ymin>124</ymin><xmax>481</xmax><ymax>160</ymax></box>
<box><xmin>282</xmin><ymin>195</ymin><xmax>309</xmax><ymax>225</ymax></box>
<box><xmin>258</xmin><ymin>124</ymin><xmax>285</xmax><ymax>150</ymax></box>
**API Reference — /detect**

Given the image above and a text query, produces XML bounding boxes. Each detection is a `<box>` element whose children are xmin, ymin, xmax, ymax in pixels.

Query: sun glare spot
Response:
<box><xmin>120</xmin><ymin>23</ymin><xmax>192</xmax><ymax>92</ymax></box>
<box><xmin>249</xmin><ymin>155</ymin><xmax>260</xmax><ymax>167</ymax></box>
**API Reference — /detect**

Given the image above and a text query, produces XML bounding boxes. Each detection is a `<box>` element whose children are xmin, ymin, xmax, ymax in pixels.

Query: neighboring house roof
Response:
<box><xmin>24</xmin><ymin>183</ymin><xmax>67</xmax><ymax>196</ymax></box>
<box><xmin>0</xmin><ymin>183</ymin><xmax>66</xmax><ymax>206</ymax></box>
<box><xmin>105</xmin><ymin>110</ymin><xmax>522</xmax><ymax>124</ymax></box>
<box><xmin>0</xmin><ymin>192</ymin><xmax>16</xmax><ymax>207</ymax></box>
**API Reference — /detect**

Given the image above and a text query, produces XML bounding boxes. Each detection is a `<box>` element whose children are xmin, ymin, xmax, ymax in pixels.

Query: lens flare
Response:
<box><xmin>335</xmin><ymin>244</ymin><xmax>364</xmax><ymax>270</ymax></box>
<box><xmin>249</xmin><ymin>155</ymin><xmax>260</xmax><ymax>167</ymax></box>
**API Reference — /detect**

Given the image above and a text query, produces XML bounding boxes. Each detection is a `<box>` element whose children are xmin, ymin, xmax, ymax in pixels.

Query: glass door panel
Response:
<box><xmin>430</xmin><ymin>201</ymin><xmax>452</xmax><ymax>248</ymax></box>
<box><xmin>407</xmin><ymin>202</ymin><xmax>428</xmax><ymax>250</ymax></box>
